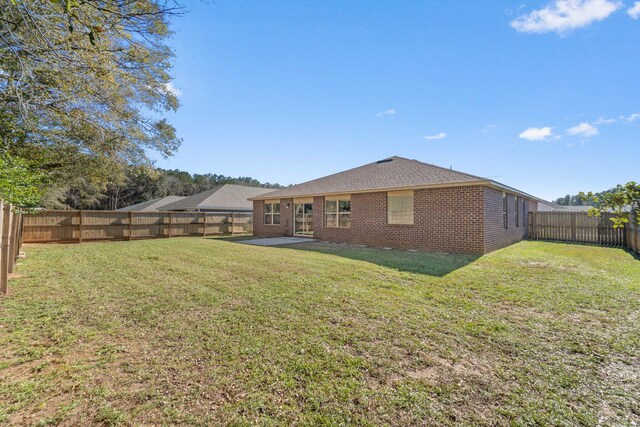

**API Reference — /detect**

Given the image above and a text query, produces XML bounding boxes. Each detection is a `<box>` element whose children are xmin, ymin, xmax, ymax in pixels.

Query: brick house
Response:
<box><xmin>249</xmin><ymin>156</ymin><xmax>541</xmax><ymax>254</ymax></box>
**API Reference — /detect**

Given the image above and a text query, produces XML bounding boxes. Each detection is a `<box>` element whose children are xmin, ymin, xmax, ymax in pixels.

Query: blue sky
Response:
<box><xmin>155</xmin><ymin>0</ymin><xmax>640</xmax><ymax>201</ymax></box>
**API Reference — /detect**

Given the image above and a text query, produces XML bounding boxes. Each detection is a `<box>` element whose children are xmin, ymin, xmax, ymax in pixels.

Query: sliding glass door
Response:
<box><xmin>294</xmin><ymin>203</ymin><xmax>313</xmax><ymax>236</ymax></box>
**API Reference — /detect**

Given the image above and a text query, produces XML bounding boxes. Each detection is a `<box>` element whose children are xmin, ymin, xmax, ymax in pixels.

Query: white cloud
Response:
<box><xmin>510</xmin><ymin>0</ymin><xmax>622</xmax><ymax>34</ymax></box>
<box><xmin>591</xmin><ymin>113</ymin><xmax>640</xmax><ymax>125</ymax></box>
<box><xmin>593</xmin><ymin>116</ymin><xmax>616</xmax><ymax>125</ymax></box>
<box><xmin>519</xmin><ymin>127</ymin><xmax>554</xmax><ymax>141</ymax></box>
<box><xmin>482</xmin><ymin>124</ymin><xmax>497</xmax><ymax>133</ymax></box>
<box><xmin>567</xmin><ymin>122</ymin><xmax>598</xmax><ymax>137</ymax></box>
<box><xmin>424</xmin><ymin>132</ymin><xmax>447</xmax><ymax>140</ymax></box>
<box><xmin>628</xmin><ymin>1</ymin><xmax>640</xmax><ymax>18</ymax></box>
<box><xmin>376</xmin><ymin>109</ymin><xmax>396</xmax><ymax>117</ymax></box>
<box><xmin>620</xmin><ymin>112</ymin><xmax>640</xmax><ymax>122</ymax></box>
<box><xmin>164</xmin><ymin>82</ymin><xmax>182</xmax><ymax>97</ymax></box>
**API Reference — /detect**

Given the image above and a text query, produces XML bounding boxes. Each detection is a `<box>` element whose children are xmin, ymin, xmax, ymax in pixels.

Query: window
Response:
<box><xmin>503</xmin><ymin>192</ymin><xmax>508</xmax><ymax>229</ymax></box>
<box><xmin>325</xmin><ymin>196</ymin><xmax>351</xmax><ymax>228</ymax></box>
<box><xmin>387</xmin><ymin>190</ymin><xmax>414</xmax><ymax>224</ymax></box>
<box><xmin>515</xmin><ymin>196</ymin><xmax>520</xmax><ymax>228</ymax></box>
<box><xmin>522</xmin><ymin>198</ymin><xmax>526</xmax><ymax>226</ymax></box>
<box><xmin>264</xmin><ymin>201</ymin><xmax>280</xmax><ymax>225</ymax></box>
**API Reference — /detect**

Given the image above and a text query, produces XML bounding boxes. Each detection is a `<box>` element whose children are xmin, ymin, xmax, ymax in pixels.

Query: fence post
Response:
<box><xmin>0</xmin><ymin>203</ymin><xmax>3</xmax><ymax>249</ymax></box>
<box><xmin>633</xmin><ymin>212</ymin><xmax>640</xmax><ymax>252</ymax></box>
<box><xmin>6</xmin><ymin>207</ymin><xmax>15</xmax><ymax>275</ymax></box>
<box><xmin>128</xmin><ymin>211</ymin><xmax>133</xmax><ymax>241</ymax></box>
<box><xmin>10</xmin><ymin>211</ymin><xmax>20</xmax><ymax>272</ymax></box>
<box><xmin>78</xmin><ymin>210</ymin><xmax>83</xmax><ymax>243</ymax></box>
<box><xmin>168</xmin><ymin>212</ymin><xmax>172</xmax><ymax>238</ymax></box>
<box><xmin>17</xmin><ymin>215</ymin><xmax>24</xmax><ymax>254</ymax></box>
<box><xmin>632</xmin><ymin>221</ymin><xmax>636</xmax><ymax>253</ymax></box>
<box><xmin>202</xmin><ymin>212</ymin><xmax>207</xmax><ymax>237</ymax></box>
<box><xmin>1</xmin><ymin>203</ymin><xmax>12</xmax><ymax>295</ymax></box>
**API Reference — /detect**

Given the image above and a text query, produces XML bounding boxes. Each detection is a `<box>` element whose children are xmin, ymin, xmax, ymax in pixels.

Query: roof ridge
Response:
<box><xmin>391</xmin><ymin>156</ymin><xmax>489</xmax><ymax>181</ymax></box>
<box><xmin>249</xmin><ymin>156</ymin><xmax>499</xmax><ymax>201</ymax></box>
<box><xmin>270</xmin><ymin>158</ymin><xmax>385</xmax><ymax>189</ymax></box>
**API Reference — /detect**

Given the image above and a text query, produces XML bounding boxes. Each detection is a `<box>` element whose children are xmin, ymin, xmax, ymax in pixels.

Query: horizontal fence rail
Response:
<box><xmin>1</xmin><ymin>200</ymin><xmax>24</xmax><ymax>295</ymax></box>
<box><xmin>528</xmin><ymin>211</ymin><xmax>628</xmax><ymax>247</ymax></box>
<box><xmin>22</xmin><ymin>211</ymin><xmax>253</xmax><ymax>244</ymax></box>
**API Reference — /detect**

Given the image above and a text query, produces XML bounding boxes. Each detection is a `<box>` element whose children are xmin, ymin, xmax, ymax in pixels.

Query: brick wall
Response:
<box><xmin>252</xmin><ymin>187</ymin><xmax>539</xmax><ymax>255</ymax></box>
<box><xmin>482</xmin><ymin>188</ymin><xmax>537</xmax><ymax>253</ymax></box>
<box><xmin>252</xmin><ymin>198</ymin><xmax>293</xmax><ymax>237</ymax></box>
<box><xmin>310</xmin><ymin>187</ymin><xmax>485</xmax><ymax>253</ymax></box>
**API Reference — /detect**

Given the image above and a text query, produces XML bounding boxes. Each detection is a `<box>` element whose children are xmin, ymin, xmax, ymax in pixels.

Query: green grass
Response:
<box><xmin>1</xmin><ymin>238</ymin><xmax>639</xmax><ymax>426</ymax></box>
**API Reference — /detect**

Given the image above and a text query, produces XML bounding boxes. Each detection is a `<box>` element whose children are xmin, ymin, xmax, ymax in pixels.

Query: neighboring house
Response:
<box><xmin>537</xmin><ymin>201</ymin><xmax>626</xmax><ymax>213</ymax></box>
<box><xmin>537</xmin><ymin>201</ymin><xmax>593</xmax><ymax>212</ymax></box>
<box><xmin>118</xmin><ymin>196</ymin><xmax>186</xmax><ymax>212</ymax></box>
<box><xmin>160</xmin><ymin>184</ymin><xmax>275</xmax><ymax>212</ymax></box>
<box><xmin>249</xmin><ymin>156</ymin><xmax>544</xmax><ymax>255</ymax></box>
<box><xmin>536</xmin><ymin>201</ymin><xmax>566</xmax><ymax>212</ymax></box>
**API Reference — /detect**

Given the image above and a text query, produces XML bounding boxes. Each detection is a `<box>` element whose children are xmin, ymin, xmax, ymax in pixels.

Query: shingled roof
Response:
<box><xmin>118</xmin><ymin>196</ymin><xmax>186</xmax><ymax>212</ymax></box>
<box><xmin>161</xmin><ymin>184</ymin><xmax>275</xmax><ymax>211</ymax></box>
<box><xmin>250</xmin><ymin>156</ymin><xmax>541</xmax><ymax>201</ymax></box>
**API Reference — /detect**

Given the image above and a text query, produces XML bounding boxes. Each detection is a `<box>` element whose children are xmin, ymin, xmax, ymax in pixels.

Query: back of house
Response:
<box><xmin>249</xmin><ymin>156</ymin><xmax>542</xmax><ymax>254</ymax></box>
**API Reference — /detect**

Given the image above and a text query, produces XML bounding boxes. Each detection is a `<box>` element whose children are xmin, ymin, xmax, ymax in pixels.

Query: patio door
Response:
<box><xmin>294</xmin><ymin>203</ymin><xmax>313</xmax><ymax>237</ymax></box>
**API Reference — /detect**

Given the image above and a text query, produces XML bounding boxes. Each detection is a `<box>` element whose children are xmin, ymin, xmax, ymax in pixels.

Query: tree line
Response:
<box><xmin>553</xmin><ymin>187</ymin><xmax>617</xmax><ymax>206</ymax></box>
<box><xmin>54</xmin><ymin>166</ymin><xmax>284</xmax><ymax>211</ymax></box>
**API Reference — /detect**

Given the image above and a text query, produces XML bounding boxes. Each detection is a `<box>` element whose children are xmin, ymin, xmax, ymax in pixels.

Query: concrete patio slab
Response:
<box><xmin>241</xmin><ymin>237</ymin><xmax>317</xmax><ymax>246</ymax></box>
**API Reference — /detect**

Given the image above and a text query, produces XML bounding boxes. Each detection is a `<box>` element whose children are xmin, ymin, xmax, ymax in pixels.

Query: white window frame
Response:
<box><xmin>387</xmin><ymin>190</ymin><xmax>414</xmax><ymax>225</ymax></box>
<box><xmin>264</xmin><ymin>200</ymin><xmax>281</xmax><ymax>226</ymax></box>
<box><xmin>324</xmin><ymin>195</ymin><xmax>351</xmax><ymax>228</ymax></box>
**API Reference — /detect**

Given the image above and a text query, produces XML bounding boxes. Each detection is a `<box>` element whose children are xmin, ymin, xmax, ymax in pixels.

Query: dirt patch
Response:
<box><xmin>521</xmin><ymin>261</ymin><xmax>549</xmax><ymax>268</ymax></box>
<box><xmin>401</xmin><ymin>354</ymin><xmax>496</xmax><ymax>384</ymax></box>
<box><xmin>405</xmin><ymin>355</ymin><xmax>452</xmax><ymax>381</ymax></box>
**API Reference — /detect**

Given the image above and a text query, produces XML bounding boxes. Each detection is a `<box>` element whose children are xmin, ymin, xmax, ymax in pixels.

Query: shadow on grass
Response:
<box><xmin>205</xmin><ymin>234</ymin><xmax>257</xmax><ymax>242</ymax></box>
<box><xmin>274</xmin><ymin>241</ymin><xmax>480</xmax><ymax>277</ymax></box>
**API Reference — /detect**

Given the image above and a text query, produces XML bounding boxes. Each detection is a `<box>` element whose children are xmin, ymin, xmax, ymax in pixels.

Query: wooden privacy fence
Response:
<box><xmin>22</xmin><ymin>210</ymin><xmax>253</xmax><ymax>244</ymax></box>
<box><xmin>1</xmin><ymin>200</ymin><xmax>24</xmax><ymax>295</ymax></box>
<box><xmin>628</xmin><ymin>219</ymin><xmax>640</xmax><ymax>255</ymax></box>
<box><xmin>528</xmin><ymin>211</ymin><xmax>630</xmax><ymax>248</ymax></box>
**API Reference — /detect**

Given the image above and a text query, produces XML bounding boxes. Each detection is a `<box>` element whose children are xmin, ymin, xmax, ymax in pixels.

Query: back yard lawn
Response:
<box><xmin>1</xmin><ymin>238</ymin><xmax>639</xmax><ymax>426</ymax></box>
